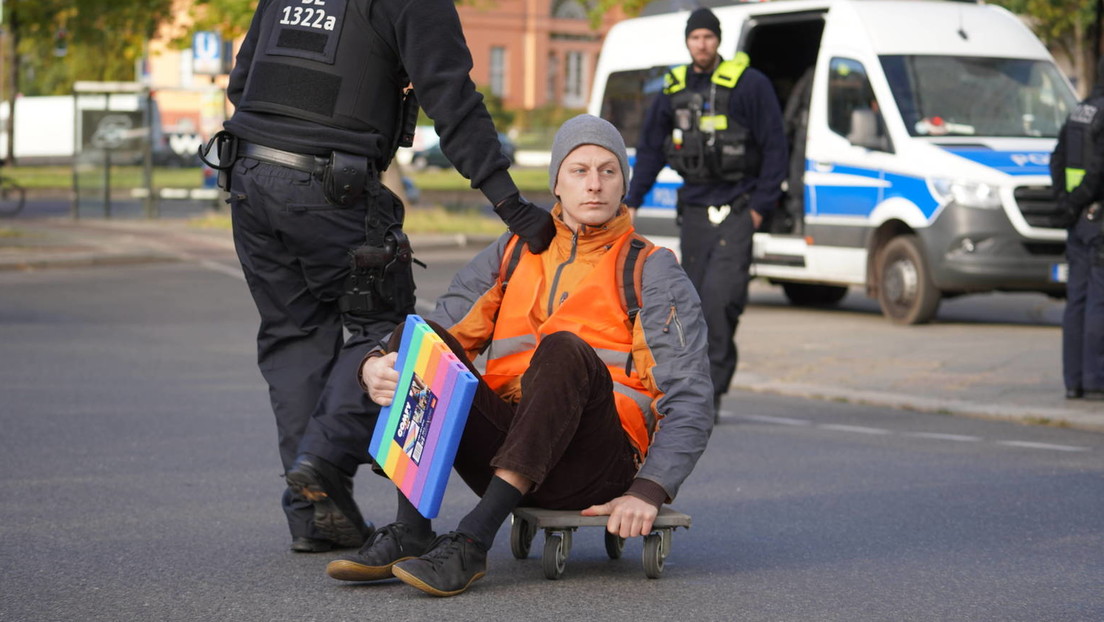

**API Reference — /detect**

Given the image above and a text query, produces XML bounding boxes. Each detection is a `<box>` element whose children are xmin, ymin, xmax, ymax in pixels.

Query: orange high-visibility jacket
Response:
<box><xmin>437</xmin><ymin>204</ymin><xmax>714</xmax><ymax>500</ymax></box>
<box><xmin>483</xmin><ymin>225</ymin><xmax>659</xmax><ymax>456</ymax></box>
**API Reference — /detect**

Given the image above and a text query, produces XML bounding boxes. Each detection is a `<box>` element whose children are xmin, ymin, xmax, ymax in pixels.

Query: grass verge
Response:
<box><xmin>189</xmin><ymin>205</ymin><xmax>507</xmax><ymax>236</ymax></box>
<box><xmin>7</xmin><ymin>164</ymin><xmax>550</xmax><ymax>194</ymax></box>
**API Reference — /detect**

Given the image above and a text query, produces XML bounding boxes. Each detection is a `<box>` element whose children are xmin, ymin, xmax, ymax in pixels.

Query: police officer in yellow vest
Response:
<box><xmin>626</xmin><ymin>7</ymin><xmax>787</xmax><ymax>419</ymax></box>
<box><xmin>1051</xmin><ymin>57</ymin><xmax>1104</xmax><ymax>401</ymax></box>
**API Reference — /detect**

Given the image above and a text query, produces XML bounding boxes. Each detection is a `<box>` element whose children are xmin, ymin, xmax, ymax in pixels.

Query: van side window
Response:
<box><xmin>827</xmin><ymin>58</ymin><xmax>890</xmax><ymax>152</ymax></box>
<box><xmin>600</xmin><ymin>66</ymin><xmax>671</xmax><ymax>149</ymax></box>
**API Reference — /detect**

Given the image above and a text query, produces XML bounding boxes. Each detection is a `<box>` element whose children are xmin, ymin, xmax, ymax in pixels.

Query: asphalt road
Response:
<box><xmin>1</xmin><ymin>243</ymin><xmax>1102</xmax><ymax>621</ymax></box>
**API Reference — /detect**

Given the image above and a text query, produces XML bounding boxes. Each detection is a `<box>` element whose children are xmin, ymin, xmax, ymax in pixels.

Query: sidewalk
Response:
<box><xmin>0</xmin><ymin>216</ymin><xmax>495</xmax><ymax>271</ymax></box>
<box><xmin>733</xmin><ymin>290</ymin><xmax>1104</xmax><ymax>433</ymax></box>
<box><xmin>2</xmin><ymin>215</ymin><xmax>1102</xmax><ymax>434</ymax></box>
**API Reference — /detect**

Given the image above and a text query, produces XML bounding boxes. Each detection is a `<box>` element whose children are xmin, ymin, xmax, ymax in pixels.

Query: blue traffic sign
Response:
<box><xmin>193</xmin><ymin>31</ymin><xmax>223</xmax><ymax>76</ymax></box>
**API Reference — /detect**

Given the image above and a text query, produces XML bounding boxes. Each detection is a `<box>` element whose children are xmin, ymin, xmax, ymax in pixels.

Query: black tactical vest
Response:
<box><xmin>1062</xmin><ymin>94</ymin><xmax>1104</xmax><ymax>192</ymax></box>
<box><xmin>236</xmin><ymin>0</ymin><xmax>405</xmax><ymax>145</ymax></box>
<box><xmin>662</xmin><ymin>54</ymin><xmax>759</xmax><ymax>184</ymax></box>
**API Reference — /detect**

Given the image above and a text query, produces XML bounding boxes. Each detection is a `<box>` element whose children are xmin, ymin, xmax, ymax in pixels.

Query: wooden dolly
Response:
<box><xmin>509</xmin><ymin>506</ymin><xmax>692</xmax><ymax>580</ymax></box>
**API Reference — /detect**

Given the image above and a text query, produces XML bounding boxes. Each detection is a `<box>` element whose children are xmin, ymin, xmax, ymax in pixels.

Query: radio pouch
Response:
<box><xmin>323</xmin><ymin>151</ymin><xmax>369</xmax><ymax>206</ymax></box>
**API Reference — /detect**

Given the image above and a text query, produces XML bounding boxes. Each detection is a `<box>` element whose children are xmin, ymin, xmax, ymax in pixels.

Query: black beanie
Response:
<box><xmin>685</xmin><ymin>7</ymin><xmax>721</xmax><ymax>40</ymax></box>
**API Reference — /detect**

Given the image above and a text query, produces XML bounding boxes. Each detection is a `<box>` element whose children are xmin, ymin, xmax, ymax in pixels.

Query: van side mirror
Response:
<box><xmin>847</xmin><ymin>108</ymin><xmax>890</xmax><ymax>151</ymax></box>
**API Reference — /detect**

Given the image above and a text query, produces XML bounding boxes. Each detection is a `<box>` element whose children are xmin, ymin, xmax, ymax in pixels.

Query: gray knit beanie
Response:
<box><xmin>548</xmin><ymin>114</ymin><xmax>630</xmax><ymax>197</ymax></box>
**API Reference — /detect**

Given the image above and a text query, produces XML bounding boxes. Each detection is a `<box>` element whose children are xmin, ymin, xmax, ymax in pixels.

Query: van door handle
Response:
<box><xmin>813</xmin><ymin>161</ymin><xmax>834</xmax><ymax>172</ymax></box>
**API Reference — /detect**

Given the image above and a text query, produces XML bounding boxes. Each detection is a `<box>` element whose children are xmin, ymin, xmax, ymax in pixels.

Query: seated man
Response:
<box><xmin>332</xmin><ymin>114</ymin><xmax>714</xmax><ymax>596</ymax></box>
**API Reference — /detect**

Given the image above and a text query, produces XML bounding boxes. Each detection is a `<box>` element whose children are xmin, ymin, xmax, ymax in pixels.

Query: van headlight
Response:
<box><xmin>929</xmin><ymin>178</ymin><xmax>1002</xmax><ymax>209</ymax></box>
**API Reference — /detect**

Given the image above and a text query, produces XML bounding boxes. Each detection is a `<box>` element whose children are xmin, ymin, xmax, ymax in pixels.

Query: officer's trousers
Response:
<box><xmin>229</xmin><ymin>158</ymin><xmax>406</xmax><ymax>539</ymax></box>
<box><xmin>1063</xmin><ymin>213</ymin><xmax>1104</xmax><ymax>393</ymax></box>
<box><xmin>677</xmin><ymin>200</ymin><xmax>755</xmax><ymax>396</ymax></box>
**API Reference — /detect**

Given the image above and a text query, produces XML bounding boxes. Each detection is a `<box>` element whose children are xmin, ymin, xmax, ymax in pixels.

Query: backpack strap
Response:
<box><xmin>617</xmin><ymin>234</ymin><xmax>654</xmax><ymax>325</ymax></box>
<box><xmin>500</xmin><ymin>234</ymin><xmax>527</xmax><ymax>294</ymax></box>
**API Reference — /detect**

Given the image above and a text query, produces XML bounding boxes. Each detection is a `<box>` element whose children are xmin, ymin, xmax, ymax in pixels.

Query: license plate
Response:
<box><xmin>1050</xmin><ymin>263</ymin><xmax>1068</xmax><ymax>283</ymax></box>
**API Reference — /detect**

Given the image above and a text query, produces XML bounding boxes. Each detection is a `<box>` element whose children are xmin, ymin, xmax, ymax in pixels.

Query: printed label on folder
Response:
<box><xmin>394</xmin><ymin>373</ymin><xmax>437</xmax><ymax>465</ymax></box>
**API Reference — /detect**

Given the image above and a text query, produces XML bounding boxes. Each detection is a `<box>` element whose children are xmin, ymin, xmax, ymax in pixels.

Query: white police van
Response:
<box><xmin>590</xmin><ymin>0</ymin><xmax>1078</xmax><ymax>323</ymax></box>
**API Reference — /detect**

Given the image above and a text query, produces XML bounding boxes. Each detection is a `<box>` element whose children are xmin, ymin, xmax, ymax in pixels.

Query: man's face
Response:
<box><xmin>555</xmin><ymin>144</ymin><xmax>623</xmax><ymax>231</ymax></box>
<box><xmin>686</xmin><ymin>28</ymin><xmax>720</xmax><ymax>71</ymax></box>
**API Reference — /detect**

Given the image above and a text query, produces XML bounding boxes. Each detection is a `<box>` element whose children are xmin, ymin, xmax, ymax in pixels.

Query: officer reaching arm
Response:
<box><xmin>225</xmin><ymin>0</ymin><xmax>554</xmax><ymax>252</ymax></box>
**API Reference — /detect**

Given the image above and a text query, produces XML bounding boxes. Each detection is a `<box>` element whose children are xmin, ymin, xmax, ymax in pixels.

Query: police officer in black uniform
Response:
<box><xmin>204</xmin><ymin>0</ymin><xmax>555</xmax><ymax>553</ymax></box>
<box><xmin>625</xmin><ymin>7</ymin><xmax>787</xmax><ymax>420</ymax></box>
<box><xmin>1051</xmin><ymin>57</ymin><xmax>1104</xmax><ymax>402</ymax></box>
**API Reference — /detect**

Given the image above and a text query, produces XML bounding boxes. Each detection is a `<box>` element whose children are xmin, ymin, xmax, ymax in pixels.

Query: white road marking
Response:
<box><xmin>901</xmin><ymin>432</ymin><xmax>982</xmax><ymax>442</ymax></box>
<box><xmin>739</xmin><ymin>414</ymin><xmax>812</xmax><ymax>426</ymax></box>
<box><xmin>741</xmin><ymin>416</ymin><xmax>1093</xmax><ymax>453</ymax></box>
<box><xmin>819</xmin><ymin>424</ymin><xmax>892</xmax><ymax>435</ymax></box>
<box><xmin>193</xmin><ymin>258</ymin><xmax>245</xmax><ymax>281</ymax></box>
<box><xmin>995</xmin><ymin>441</ymin><xmax>1091</xmax><ymax>452</ymax></box>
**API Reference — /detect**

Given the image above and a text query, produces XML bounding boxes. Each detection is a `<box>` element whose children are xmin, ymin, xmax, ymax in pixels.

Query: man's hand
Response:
<box><xmin>494</xmin><ymin>194</ymin><xmax>555</xmax><ymax>253</ymax></box>
<box><xmin>750</xmin><ymin>209</ymin><xmax>763</xmax><ymax>230</ymax></box>
<box><xmin>581</xmin><ymin>495</ymin><xmax>659</xmax><ymax>539</ymax></box>
<box><xmin>360</xmin><ymin>351</ymin><xmax>400</xmax><ymax>406</ymax></box>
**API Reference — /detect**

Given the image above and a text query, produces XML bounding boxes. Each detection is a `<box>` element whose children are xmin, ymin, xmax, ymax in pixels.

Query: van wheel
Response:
<box><xmin>781</xmin><ymin>283</ymin><xmax>849</xmax><ymax>307</ymax></box>
<box><xmin>877</xmin><ymin>235</ymin><xmax>940</xmax><ymax>325</ymax></box>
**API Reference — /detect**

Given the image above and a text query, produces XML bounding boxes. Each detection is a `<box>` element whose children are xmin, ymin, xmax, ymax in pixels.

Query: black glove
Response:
<box><xmin>494</xmin><ymin>194</ymin><xmax>555</xmax><ymax>253</ymax></box>
<box><xmin>1056</xmin><ymin>197</ymin><xmax>1079</xmax><ymax>228</ymax></box>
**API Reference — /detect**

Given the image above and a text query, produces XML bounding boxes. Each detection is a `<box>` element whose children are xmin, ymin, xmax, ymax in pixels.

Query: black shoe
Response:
<box><xmin>290</xmin><ymin>536</ymin><xmax>336</xmax><ymax>553</ymax></box>
<box><xmin>285</xmin><ymin>456</ymin><xmax>373</xmax><ymax>548</ymax></box>
<box><xmin>391</xmin><ymin>531</ymin><xmax>487</xmax><ymax>597</ymax></box>
<box><xmin>326</xmin><ymin>522</ymin><xmax>437</xmax><ymax>582</ymax></box>
<box><xmin>1066</xmin><ymin>388</ymin><xmax>1084</xmax><ymax>399</ymax></box>
<box><xmin>1084</xmin><ymin>390</ymin><xmax>1104</xmax><ymax>401</ymax></box>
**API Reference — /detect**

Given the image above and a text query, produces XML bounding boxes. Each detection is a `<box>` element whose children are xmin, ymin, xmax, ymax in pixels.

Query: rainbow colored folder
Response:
<box><xmin>368</xmin><ymin>315</ymin><xmax>478</xmax><ymax>519</ymax></box>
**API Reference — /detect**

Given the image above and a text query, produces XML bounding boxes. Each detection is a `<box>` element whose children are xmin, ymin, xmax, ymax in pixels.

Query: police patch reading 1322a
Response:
<box><xmin>281</xmin><ymin>0</ymin><xmax>337</xmax><ymax>31</ymax></box>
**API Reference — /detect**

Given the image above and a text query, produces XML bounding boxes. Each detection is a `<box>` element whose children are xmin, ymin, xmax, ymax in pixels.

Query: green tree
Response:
<box><xmin>590</xmin><ymin>0</ymin><xmax>648</xmax><ymax>27</ymax></box>
<box><xmin>7</xmin><ymin>0</ymin><xmax>175</xmax><ymax>95</ymax></box>
<box><xmin>989</xmin><ymin>0</ymin><xmax>1097</xmax><ymax>95</ymax></box>
<box><xmin>186</xmin><ymin>0</ymin><xmax>259</xmax><ymax>40</ymax></box>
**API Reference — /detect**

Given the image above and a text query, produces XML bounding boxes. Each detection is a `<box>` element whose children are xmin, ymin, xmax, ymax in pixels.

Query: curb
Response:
<box><xmin>731</xmin><ymin>378</ymin><xmax>1104</xmax><ymax>434</ymax></box>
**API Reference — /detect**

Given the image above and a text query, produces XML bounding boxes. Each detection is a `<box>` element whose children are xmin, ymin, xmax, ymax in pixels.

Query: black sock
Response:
<box><xmin>457</xmin><ymin>475</ymin><xmax>524</xmax><ymax>550</ymax></box>
<box><xmin>395</xmin><ymin>489</ymin><xmax>432</xmax><ymax>538</ymax></box>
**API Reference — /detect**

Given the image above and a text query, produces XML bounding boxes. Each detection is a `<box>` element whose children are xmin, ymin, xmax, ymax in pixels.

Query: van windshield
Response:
<box><xmin>880</xmin><ymin>55</ymin><xmax>1077</xmax><ymax>139</ymax></box>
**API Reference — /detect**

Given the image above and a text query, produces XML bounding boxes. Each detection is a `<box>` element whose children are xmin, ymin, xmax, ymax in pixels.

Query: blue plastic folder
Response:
<box><xmin>368</xmin><ymin>315</ymin><xmax>477</xmax><ymax>518</ymax></box>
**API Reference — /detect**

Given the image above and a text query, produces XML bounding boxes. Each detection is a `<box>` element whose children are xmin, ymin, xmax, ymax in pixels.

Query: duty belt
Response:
<box><xmin>239</xmin><ymin>141</ymin><xmax>328</xmax><ymax>178</ymax></box>
<box><xmin>685</xmin><ymin>195</ymin><xmax>749</xmax><ymax>225</ymax></box>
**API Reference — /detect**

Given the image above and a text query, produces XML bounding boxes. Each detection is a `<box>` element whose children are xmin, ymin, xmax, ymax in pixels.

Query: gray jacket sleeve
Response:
<box><xmin>633</xmin><ymin>248</ymin><xmax>714</xmax><ymax>500</ymax></box>
<box><xmin>428</xmin><ymin>233</ymin><xmax>512</xmax><ymax>327</ymax></box>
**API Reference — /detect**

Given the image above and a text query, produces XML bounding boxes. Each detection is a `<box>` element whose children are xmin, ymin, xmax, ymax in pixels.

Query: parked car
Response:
<box><xmin>401</xmin><ymin>176</ymin><xmax>420</xmax><ymax>205</ymax></box>
<box><xmin>410</xmin><ymin>130</ymin><xmax>516</xmax><ymax>171</ymax></box>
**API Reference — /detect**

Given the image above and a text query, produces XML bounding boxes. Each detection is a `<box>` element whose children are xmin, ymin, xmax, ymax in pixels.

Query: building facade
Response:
<box><xmin>148</xmin><ymin>1</ymin><xmax>621</xmax><ymax>115</ymax></box>
<box><xmin>456</xmin><ymin>0</ymin><xmax>623</xmax><ymax>110</ymax></box>
<box><xmin>142</xmin><ymin>0</ymin><xmax>624</xmax><ymax>162</ymax></box>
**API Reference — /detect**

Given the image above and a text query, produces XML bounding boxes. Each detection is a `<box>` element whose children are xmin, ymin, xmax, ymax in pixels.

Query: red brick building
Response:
<box><xmin>456</xmin><ymin>0</ymin><xmax>624</xmax><ymax>110</ymax></box>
